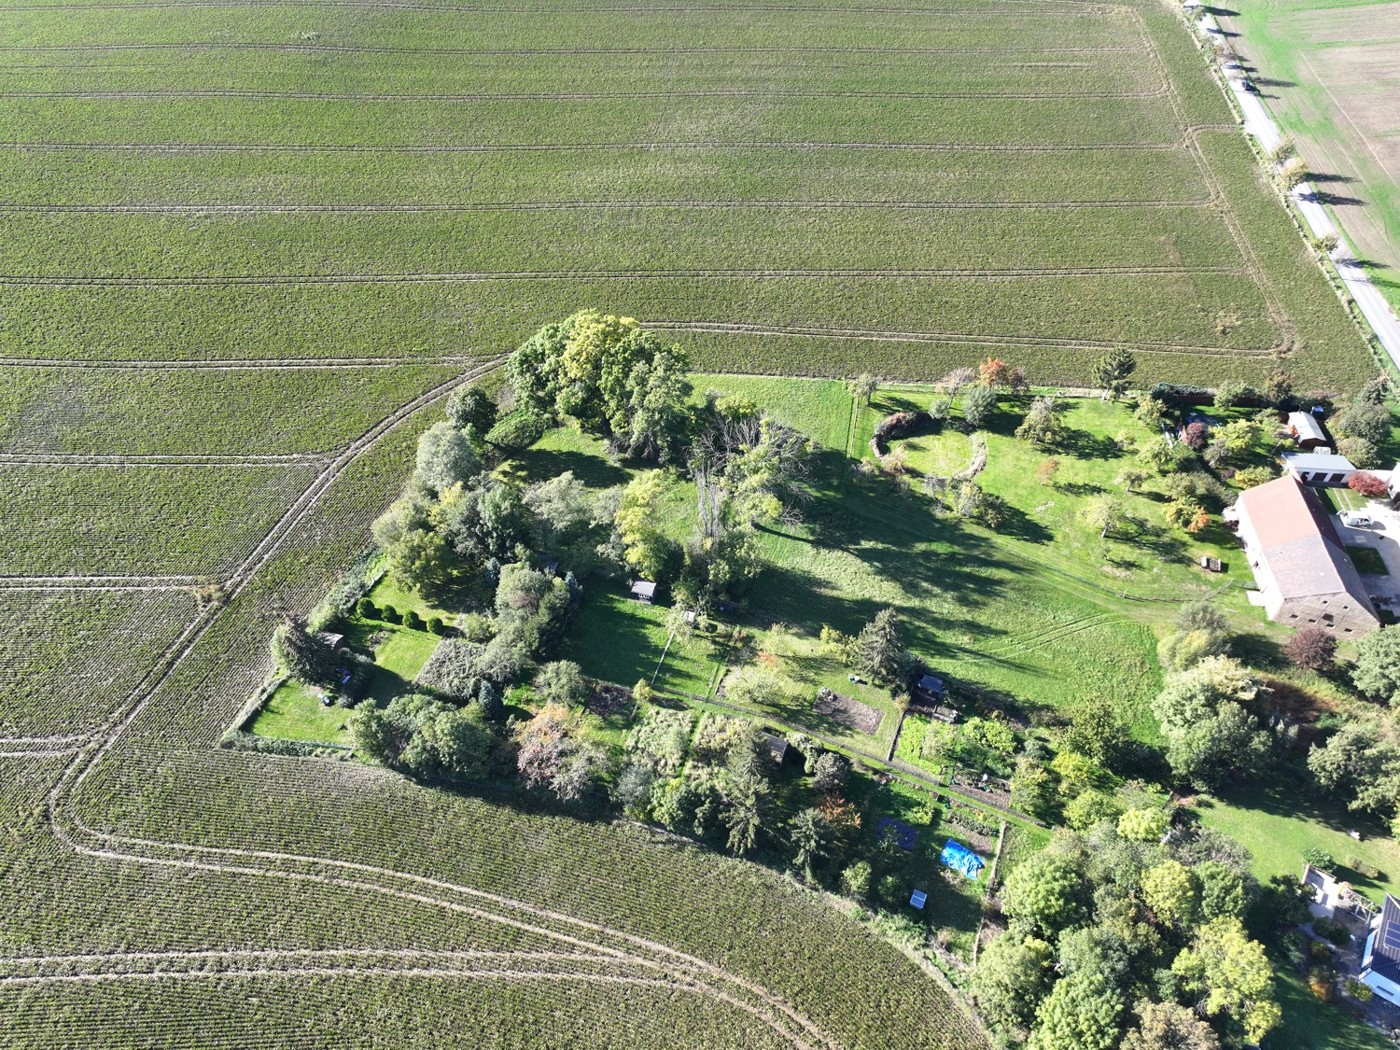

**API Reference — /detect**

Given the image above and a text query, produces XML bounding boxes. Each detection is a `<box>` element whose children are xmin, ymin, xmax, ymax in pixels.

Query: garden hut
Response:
<box><xmin>1287</xmin><ymin>411</ymin><xmax>1330</xmax><ymax>451</ymax></box>
<box><xmin>629</xmin><ymin>580</ymin><xmax>658</xmax><ymax>604</ymax></box>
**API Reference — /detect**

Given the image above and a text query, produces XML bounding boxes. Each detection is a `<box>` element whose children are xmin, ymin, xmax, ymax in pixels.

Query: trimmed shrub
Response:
<box><xmin>404</xmin><ymin>609</ymin><xmax>425</xmax><ymax>631</ymax></box>
<box><xmin>354</xmin><ymin>597</ymin><xmax>379</xmax><ymax>620</ymax></box>
<box><xmin>426</xmin><ymin>615</ymin><xmax>446</xmax><ymax>636</ymax></box>
<box><xmin>381</xmin><ymin>605</ymin><xmax>402</xmax><ymax>625</ymax></box>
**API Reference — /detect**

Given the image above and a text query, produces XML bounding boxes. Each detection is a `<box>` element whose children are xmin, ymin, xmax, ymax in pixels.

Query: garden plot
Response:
<box><xmin>812</xmin><ymin>688</ymin><xmax>883</xmax><ymax>736</ymax></box>
<box><xmin>0</xmin><ymin>462</ymin><xmax>319</xmax><ymax>577</ymax></box>
<box><xmin>0</xmin><ymin>588</ymin><xmax>196</xmax><ymax>737</ymax></box>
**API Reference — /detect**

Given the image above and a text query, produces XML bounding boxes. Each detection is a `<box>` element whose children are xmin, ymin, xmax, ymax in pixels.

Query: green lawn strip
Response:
<box><xmin>248</xmin><ymin>679</ymin><xmax>352</xmax><ymax>745</ymax></box>
<box><xmin>560</xmin><ymin>588</ymin><xmax>720</xmax><ymax>697</ymax></box>
<box><xmin>1266</xmin><ymin>954</ymin><xmax>1391</xmax><ymax>1050</ymax></box>
<box><xmin>364</xmin><ymin>573</ymin><xmax>456</xmax><ymax>624</ymax></box>
<box><xmin>1346</xmin><ymin>546</ymin><xmax>1389</xmax><ymax>576</ymax></box>
<box><xmin>1193</xmin><ymin>774</ymin><xmax>1400</xmax><ymax>904</ymax></box>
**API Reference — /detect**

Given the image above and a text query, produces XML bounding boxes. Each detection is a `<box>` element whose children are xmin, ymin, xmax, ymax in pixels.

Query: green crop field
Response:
<box><xmin>0</xmin><ymin>0</ymin><xmax>1387</xmax><ymax>1045</ymax></box>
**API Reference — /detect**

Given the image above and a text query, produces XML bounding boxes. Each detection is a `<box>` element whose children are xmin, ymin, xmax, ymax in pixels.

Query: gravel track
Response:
<box><xmin>0</xmin><ymin>265</ymin><xmax>1241</xmax><ymax>288</ymax></box>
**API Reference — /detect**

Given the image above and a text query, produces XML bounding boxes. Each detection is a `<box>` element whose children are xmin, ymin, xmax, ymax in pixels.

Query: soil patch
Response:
<box><xmin>813</xmin><ymin>687</ymin><xmax>883</xmax><ymax>735</ymax></box>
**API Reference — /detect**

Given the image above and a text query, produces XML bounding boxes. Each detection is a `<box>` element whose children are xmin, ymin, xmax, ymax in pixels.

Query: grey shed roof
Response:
<box><xmin>1287</xmin><ymin>411</ymin><xmax>1328</xmax><ymax>444</ymax></box>
<box><xmin>1282</xmin><ymin>451</ymin><xmax>1355</xmax><ymax>473</ymax></box>
<box><xmin>629</xmin><ymin>580</ymin><xmax>657</xmax><ymax>598</ymax></box>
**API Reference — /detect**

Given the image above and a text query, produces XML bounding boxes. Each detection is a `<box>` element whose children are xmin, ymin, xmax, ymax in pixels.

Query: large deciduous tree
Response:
<box><xmin>1353</xmin><ymin>626</ymin><xmax>1400</xmax><ymax>706</ymax></box>
<box><xmin>414</xmin><ymin>421</ymin><xmax>481</xmax><ymax>494</ymax></box>
<box><xmin>1172</xmin><ymin>918</ymin><xmax>1281</xmax><ymax>1045</ymax></box>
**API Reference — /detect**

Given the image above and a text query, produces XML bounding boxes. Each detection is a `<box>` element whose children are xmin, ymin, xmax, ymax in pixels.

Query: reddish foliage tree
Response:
<box><xmin>978</xmin><ymin>356</ymin><xmax>1010</xmax><ymax>389</ymax></box>
<box><xmin>1348</xmin><ymin>472</ymin><xmax>1389</xmax><ymax>498</ymax></box>
<box><xmin>1286</xmin><ymin>628</ymin><xmax>1337</xmax><ymax>672</ymax></box>
<box><xmin>1182</xmin><ymin>421</ymin><xmax>1209</xmax><ymax>451</ymax></box>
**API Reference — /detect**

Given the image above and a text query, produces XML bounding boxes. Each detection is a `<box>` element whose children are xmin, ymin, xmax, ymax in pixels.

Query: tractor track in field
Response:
<box><xmin>0</xmin><ymin>355</ymin><xmax>474</xmax><ymax>370</ymax></box>
<box><xmin>0</xmin><ymin>198</ymin><xmax>1218</xmax><ymax>214</ymax></box>
<box><xmin>0</xmin><ymin>265</ymin><xmax>1242</xmax><ymax>288</ymax></box>
<box><xmin>0</xmin><ymin>42</ymin><xmax>1147</xmax><ymax>56</ymax></box>
<box><xmin>644</xmin><ymin>321</ymin><xmax>1283</xmax><ymax>357</ymax></box>
<box><xmin>0</xmin><ymin>451</ymin><xmax>331</xmax><ymax>466</ymax></box>
<box><xmin>0</xmin><ymin>86</ymin><xmax>1170</xmax><ymax>101</ymax></box>
<box><xmin>0</xmin><ymin>575</ymin><xmax>203</xmax><ymax>590</ymax></box>
<box><xmin>31</xmin><ymin>353</ymin><xmax>841</xmax><ymax>1050</ymax></box>
<box><xmin>5</xmin><ymin>0</ymin><xmax>1131</xmax><ymax>13</ymax></box>
<box><xmin>962</xmin><ymin>613</ymin><xmax>1126</xmax><ymax>659</ymax></box>
<box><xmin>0</xmin><ymin>139</ymin><xmax>1193</xmax><ymax>155</ymax></box>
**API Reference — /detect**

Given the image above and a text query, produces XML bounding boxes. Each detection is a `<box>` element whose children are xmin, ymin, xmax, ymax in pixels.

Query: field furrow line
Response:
<box><xmin>0</xmin><ymin>266</ymin><xmax>1242</xmax><ymax>288</ymax></box>
<box><xmin>0</xmin><ymin>140</ymin><xmax>1190</xmax><ymax>155</ymax></box>
<box><xmin>0</xmin><ymin>452</ymin><xmax>332</xmax><ymax>466</ymax></box>
<box><xmin>0</xmin><ymin>198</ymin><xmax>1217</xmax><ymax>214</ymax></box>
<box><xmin>645</xmin><ymin>321</ymin><xmax>1282</xmax><ymax>357</ymax></box>
<box><xmin>962</xmin><ymin>613</ymin><xmax>1124</xmax><ymax>658</ymax></box>
<box><xmin>0</xmin><ymin>948</ymin><xmax>600</xmax><ymax>968</ymax></box>
<box><xmin>0</xmin><ymin>356</ymin><xmax>474</xmax><ymax>370</ymax></box>
<box><xmin>0</xmin><ymin>574</ymin><xmax>201</xmax><ymax>588</ymax></box>
<box><xmin>0</xmin><ymin>43</ymin><xmax>1148</xmax><ymax>55</ymax></box>
<box><xmin>4</xmin><ymin>1</ymin><xmax>1129</xmax><ymax>13</ymax></box>
<box><xmin>0</xmin><ymin>87</ymin><xmax>1170</xmax><ymax>101</ymax></box>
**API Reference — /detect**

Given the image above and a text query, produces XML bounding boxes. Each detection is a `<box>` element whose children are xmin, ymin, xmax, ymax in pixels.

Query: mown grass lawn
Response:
<box><xmin>249</xmin><ymin>679</ymin><xmax>352</xmax><ymax>745</ymax></box>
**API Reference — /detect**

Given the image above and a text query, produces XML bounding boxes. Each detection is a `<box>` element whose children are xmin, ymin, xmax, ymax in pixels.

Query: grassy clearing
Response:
<box><xmin>247</xmin><ymin>678</ymin><xmax>352</xmax><ymax>745</ymax></box>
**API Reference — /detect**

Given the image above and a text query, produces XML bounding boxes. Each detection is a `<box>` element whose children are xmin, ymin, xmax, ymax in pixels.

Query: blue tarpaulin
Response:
<box><xmin>940</xmin><ymin>839</ymin><xmax>985</xmax><ymax>881</ymax></box>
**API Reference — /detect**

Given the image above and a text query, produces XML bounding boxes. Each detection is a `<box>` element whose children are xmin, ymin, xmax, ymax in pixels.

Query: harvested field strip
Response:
<box><xmin>0</xmin><ymin>206</ymin><xmax>1240</xmax><ymax>277</ymax></box>
<box><xmin>0</xmin><ymin>43</ymin><xmax>1148</xmax><ymax>54</ymax></box>
<box><xmin>0</xmin><ymin>268</ymin><xmax>1244</xmax><ymax>285</ymax></box>
<box><xmin>0</xmin><ymin>364</ymin><xmax>468</xmax><ymax>455</ymax></box>
<box><xmin>0</xmin><ymin>356</ymin><xmax>473</xmax><ymax>368</ymax></box>
<box><xmin>0</xmin><ymin>588</ymin><xmax>196</xmax><ymax>737</ymax></box>
<box><xmin>651</xmin><ymin>320</ymin><xmax>1276</xmax><ymax>354</ymax></box>
<box><xmin>0</xmin><ymin>96</ymin><xmax>1184</xmax><ymax>149</ymax></box>
<box><xmin>0</xmin><ymin>200</ymin><xmax>1218</xmax><ymax>213</ymax></box>
<box><xmin>0</xmin><ymin>87</ymin><xmax>1171</xmax><ymax>101</ymax></box>
<box><xmin>0</xmin><ymin>274</ymin><xmax>1280</xmax><ymax>365</ymax></box>
<box><xmin>0</xmin><ymin>452</ymin><xmax>330</xmax><ymax>464</ymax></box>
<box><xmin>0</xmin><ymin>462</ymin><xmax>320</xmax><ymax>576</ymax></box>
<box><xmin>0</xmin><ymin>140</ymin><xmax>1195</xmax><ymax>153</ymax></box>
<box><xmin>40</xmin><ymin>368</ymin><xmax>959</xmax><ymax>1050</ymax></box>
<box><xmin>0</xmin><ymin>975</ymin><xmax>803</xmax><ymax>1050</ymax></box>
<box><xmin>0</xmin><ymin>146</ymin><xmax>1213</xmax><ymax>208</ymax></box>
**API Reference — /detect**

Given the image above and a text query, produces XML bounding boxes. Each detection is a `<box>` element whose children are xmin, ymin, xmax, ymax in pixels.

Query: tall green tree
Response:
<box><xmin>855</xmin><ymin>608</ymin><xmax>911</xmax><ymax>683</ymax></box>
<box><xmin>271</xmin><ymin>618</ymin><xmax>337</xmax><ymax>686</ymax></box>
<box><xmin>1353</xmin><ymin>626</ymin><xmax>1400</xmax><ymax>706</ymax></box>
<box><xmin>414</xmin><ymin>421</ymin><xmax>481</xmax><ymax>494</ymax></box>
<box><xmin>788</xmin><ymin>807</ymin><xmax>831</xmax><ymax>879</ymax></box>
<box><xmin>446</xmin><ymin>384</ymin><xmax>498</xmax><ymax>435</ymax></box>
<box><xmin>971</xmin><ymin>932</ymin><xmax>1055</xmax><ymax>1033</ymax></box>
<box><xmin>1001</xmin><ymin>856</ymin><xmax>1089</xmax><ymax>937</ymax></box>
<box><xmin>1092</xmin><ymin>348</ymin><xmax>1137</xmax><ymax>401</ymax></box>
<box><xmin>1172</xmin><ymin>918</ymin><xmax>1281</xmax><ymax>1045</ymax></box>
<box><xmin>1119</xmin><ymin>1001</ymin><xmax>1220</xmax><ymax>1050</ymax></box>
<box><xmin>1028</xmin><ymin>970</ymin><xmax>1125</xmax><ymax>1050</ymax></box>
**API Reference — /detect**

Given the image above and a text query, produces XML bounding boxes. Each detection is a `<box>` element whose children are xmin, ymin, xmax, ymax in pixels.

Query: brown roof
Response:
<box><xmin>1236</xmin><ymin>475</ymin><xmax>1374</xmax><ymax>603</ymax></box>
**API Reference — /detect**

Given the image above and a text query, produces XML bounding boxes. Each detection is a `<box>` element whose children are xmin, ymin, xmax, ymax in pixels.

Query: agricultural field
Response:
<box><xmin>1217</xmin><ymin>0</ymin><xmax>1400</xmax><ymax>312</ymax></box>
<box><xmin>2</xmin><ymin>0</ymin><xmax>1391</xmax><ymax>1046</ymax></box>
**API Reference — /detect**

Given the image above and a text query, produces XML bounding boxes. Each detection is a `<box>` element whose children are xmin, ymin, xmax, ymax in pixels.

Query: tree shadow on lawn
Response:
<box><xmin>1054</xmin><ymin>426</ymin><xmax>1123</xmax><ymax>461</ymax></box>
<box><xmin>503</xmin><ymin>447</ymin><xmax>631</xmax><ymax>489</ymax></box>
<box><xmin>1189</xmin><ymin>776</ymin><xmax>1396</xmax><ymax>895</ymax></box>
